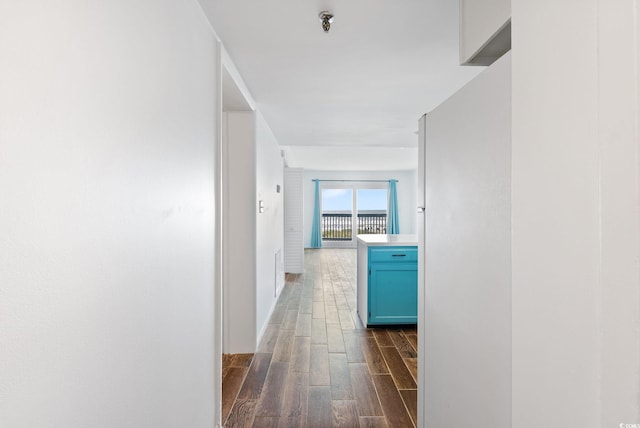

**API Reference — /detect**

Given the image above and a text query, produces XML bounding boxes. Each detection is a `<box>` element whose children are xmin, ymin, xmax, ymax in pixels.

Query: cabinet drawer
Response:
<box><xmin>369</xmin><ymin>246</ymin><xmax>417</xmax><ymax>263</ymax></box>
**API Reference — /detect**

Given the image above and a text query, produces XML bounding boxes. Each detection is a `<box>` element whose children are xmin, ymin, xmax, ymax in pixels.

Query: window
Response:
<box><xmin>321</xmin><ymin>188</ymin><xmax>353</xmax><ymax>241</ymax></box>
<box><xmin>320</xmin><ymin>184</ymin><xmax>388</xmax><ymax>246</ymax></box>
<box><xmin>356</xmin><ymin>189</ymin><xmax>387</xmax><ymax>234</ymax></box>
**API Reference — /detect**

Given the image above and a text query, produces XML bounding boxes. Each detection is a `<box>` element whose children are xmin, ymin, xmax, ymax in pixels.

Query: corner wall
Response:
<box><xmin>512</xmin><ymin>0</ymin><xmax>640</xmax><ymax>425</ymax></box>
<box><xmin>222</xmin><ymin>110</ymin><xmax>285</xmax><ymax>353</ymax></box>
<box><xmin>423</xmin><ymin>53</ymin><xmax>512</xmax><ymax>427</ymax></box>
<box><xmin>223</xmin><ymin>112</ymin><xmax>257</xmax><ymax>353</ymax></box>
<box><xmin>0</xmin><ymin>2</ymin><xmax>218</xmax><ymax>426</ymax></box>
<box><xmin>255</xmin><ymin>112</ymin><xmax>285</xmax><ymax>340</ymax></box>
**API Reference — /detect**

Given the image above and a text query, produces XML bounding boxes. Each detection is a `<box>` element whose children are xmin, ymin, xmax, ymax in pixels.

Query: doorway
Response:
<box><xmin>218</xmin><ymin>61</ymin><xmax>254</xmax><ymax>426</ymax></box>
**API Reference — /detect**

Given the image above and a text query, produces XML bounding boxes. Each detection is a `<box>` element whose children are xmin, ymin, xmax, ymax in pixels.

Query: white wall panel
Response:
<box><xmin>284</xmin><ymin>168</ymin><xmax>304</xmax><ymax>273</ymax></box>
<box><xmin>422</xmin><ymin>53</ymin><xmax>512</xmax><ymax>428</ymax></box>
<box><xmin>255</xmin><ymin>112</ymin><xmax>285</xmax><ymax>340</ymax></box>
<box><xmin>512</xmin><ymin>0</ymin><xmax>640</xmax><ymax>425</ymax></box>
<box><xmin>223</xmin><ymin>111</ymin><xmax>284</xmax><ymax>353</ymax></box>
<box><xmin>0</xmin><ymin>2</ymin><xmax>218</xmax><ymax>426</ymax></box>
<box><xmin>223</xmin><ymin>112</ymin><xmax>257</xmax><ymax>354</ymax></box>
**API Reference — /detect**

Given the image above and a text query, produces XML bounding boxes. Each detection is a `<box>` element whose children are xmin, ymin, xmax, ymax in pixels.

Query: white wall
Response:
<box><xmin>512</xmin><ymin>0</ymin><xmax>640</xmax><ymax>426</ymax></box>
<box><xmin>255</xmin><ymin>112</ymin><xmax>285</xmax><ymax>340</ymax></box>
<box><xmin>223</xmin><ymin>112</ymin><xmax>256</xmax><ymax>354</ymax></box>
<box><xmin>0</xmin><ymin>2</ymin><xmax>218</xmax><ymax>427</ymax></box>
<box><xmin>302</xmin><ymin>169</ymin><xmax>418</xmax><ymax>248</ymax></box>
<box><xmin>423</xmin><ymin>53</ymin><xmax>511</xmax><ymax>427</ymax></box>
<box><xmin>223</xmin><ymin>111</ymin><xmax>285</xmax><ymax>353</ymax></box>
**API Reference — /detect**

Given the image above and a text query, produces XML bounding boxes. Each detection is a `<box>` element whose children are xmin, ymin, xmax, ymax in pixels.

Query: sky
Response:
<box><xmin>322</xmin><ymin>188</ymin><xmax>387</xmax><ymax>211</ymax></box>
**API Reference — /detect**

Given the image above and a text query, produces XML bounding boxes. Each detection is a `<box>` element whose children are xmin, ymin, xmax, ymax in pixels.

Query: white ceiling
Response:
<box><xmin>200</xmin><ymin>0</ymin><xmax>483</xmax><ymax>170</ymax></box>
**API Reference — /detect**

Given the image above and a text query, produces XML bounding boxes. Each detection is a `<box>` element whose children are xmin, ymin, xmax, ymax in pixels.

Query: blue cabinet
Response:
<box><xmin>367</xmin><ymin>246</ymin><xmax>418</xmax><ymax>325</ymax></box>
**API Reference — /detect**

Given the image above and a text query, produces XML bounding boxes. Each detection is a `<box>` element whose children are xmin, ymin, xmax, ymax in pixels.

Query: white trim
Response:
<box><xmin>213</xmin><ymin>38</ymin><xmax>223</xmax><ymax>427</ymax></box>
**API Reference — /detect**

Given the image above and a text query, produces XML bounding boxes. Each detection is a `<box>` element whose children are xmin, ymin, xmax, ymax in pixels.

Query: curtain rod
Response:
<box><xmin>312</xmin><ymin>179</ymin><xmax>398</xmax><ymax>183</ymax></box>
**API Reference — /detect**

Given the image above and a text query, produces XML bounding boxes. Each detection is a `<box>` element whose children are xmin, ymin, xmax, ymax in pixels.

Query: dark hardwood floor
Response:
<box><xmin>222</xmin><ymin>248</ymin><xmax>417</xmax><ymax>427</ymax></box>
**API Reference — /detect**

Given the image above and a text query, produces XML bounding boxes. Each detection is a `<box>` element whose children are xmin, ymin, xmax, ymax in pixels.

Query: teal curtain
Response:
<box><xmin>310</xmin><ymin>179</ymin><xmax>323</xmax><ymax>248</ymax></box>
<box><xmin>387</xmin><ymin>180</ymin><xmax>400</xmax><ymax>234</ymax></box>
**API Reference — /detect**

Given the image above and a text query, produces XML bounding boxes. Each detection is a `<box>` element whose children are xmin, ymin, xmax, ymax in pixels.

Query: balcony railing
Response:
<box><xmin>357</xmin><ymin>213</ymin><xmax>387</xmax><ymax>235</ymax></box>
<box><xmin>322</xmin><ymin>211</ymin><xmax>387</xmax><ymax>241</ymax></box>
<box><xmin>322</xmin><ymin>213</ymin><xmax>352</xmax><ymax>241</ymax></box>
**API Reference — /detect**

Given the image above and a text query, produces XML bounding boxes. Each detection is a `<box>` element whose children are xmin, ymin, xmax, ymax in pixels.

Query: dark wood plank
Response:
<box><xmin>225</xmin><ymin>249</ymin><xmax>421</xmax><ymax>428</ymax></box>
<box><xmin>349</xmin><ymin>363</ymin><xmax>384</xmax><ymax>416</ymax></box>
<box><xmin>336</xmin><ymin>294</ymin><xmax>350</xmax><ymax>310</ymax></box>
<box><xmin>295</xmin><ymin>313</ymin><xmax>312</xmax><ymax>337</ymax></box>
<box><xmin>309</xmin><ymin>344</ymin><xmax>330</xmax><ymax>386</ymax></box>
<box><xmin>313</xmin><ymin>286</ymin><xmax>324</xmax><ymax>302</ymax></box>
<box><xmin>269</xmin><ymin>303</ymin><xmax>287</xmax><ymax>324</ymax></box>
<box><xmin>258</xmin><ymin>324</ymin><xmax>280</xmax><ymax>353</ymax></box>
<box><xmin>323</xmin><ymin>288</ymin><xmax>335</xmax><ymax>302</ymax></box>
<box><xmin>372</xmin><ymin>375</ymin><xmax>414</xmax><ymax>428</ymax></box>
<box><xmin>287</xmin><ymin>290</ymin><xmax>301</xmax><ymax>308</ymax></box>
<box><xmin>311</xmin><ymin>317</ymin><xmax>327</xmax><ymax>344</ymax></box>
<box><xmin>278</xmin><ymin>285</ymin><xmax>292</xmax><ymax>302</ymax></box>
<box><xmin>224</xmin><ymin>398</ymin><xmax>257</xmax><ymax>428</ymax></box>
<box><xmin>404</xmin><ymin>358</ymin><xmax>418</xmax><ymax>383</ymax></box>
<box><xmin>343</xmin><ymin>331</ymin><xmax>366</xmax><ymax>363</ymax></box>
<box><xmin>331</xmin><ymin>400</ymin><xmax>359</xmax><ymax>427</ymax></box>
<box><xmin>273</xmin><ymin>331</ymin><xmax>294</xmax><ymax>363</ymax></box>
<box><xmin>222</xmin><ymin>354</ymin><xmax>234</xmax><ymax>379</ymax></box>
<box><xmin>362</xmin><ymin>337</ymin><xmax>390</xmax><ymax>374</ymax></box>
<box><xmin>277</xmin><ymin>416</ymin><xmax>304</xmax><ymax>427</ymax></box>
<box><xmin>338</xmin><ymin>309</ymin><xmax>356</xmax><ymax>330</ymax></box>
<box><xmin>324</xmin><ymin>303</ymin><xmax>341</xmax><ymax>324</ymax></box>
<box><xmin>329</xmin><ymin>353</ymin><xmax>353</xmax><ymax>400</ymax></box>
<box><xmin>302</xmin><ymin>282</ymin><xmax>314</xmax><ymax>297</ymax></box>
<box><xmin>281</xmin><ymin>372</ymin><xmax>308</xmax><ymax>417</ymax></box>
<box><xmin>343</xmin><ymin>328</ymin><xmax>374</xmax><ymax>337</ymax></box>
<box><xmin>380</xmin><ymin>346</ymin><xmax>416</xmax><ymax>389</ymax></box>
<box><xmin>231</xmin><ymin>353</ymin><xmax>254</xmax><ymax>367</ymax></box>
<box><xmin>307</xmin><ymin>386</ymin><xmax>332</xmax><ymax>427</ymax></box>
<box><xmin>222</xmin><ymin>367</ymin><xmax>249</xmax><ymax>424</ymax></box>
<box><xmin>400</xmin><ymin>389</ymin><xmax>418</xmax><ymax>427</ymax></box>
<box><xmin>359</xmin><ymin>416</ymin><xmax>389</xmax><ymax>428</ymax></box>
<box><xmin>312</xmin><ymin>301</ymin><xmax>325</xmax><ymax>318</ymax></box>
<box><xmin>253</xmin><ymin>416</ymin><xmax>280</xmax><ymax>428</ymax></box>
<box><xmin>255</xmin><ymin>362</ymin><xmax>289</xmax><ymax>417</ymax></box>
<box><xmin>282</xmin><ymin>309</ymin><xmax>298</xmax><ymax>330</ymax></box>
<box><xmin>388</xmin><ymin>330</ymin><xmax>418</xmax><ymax>358</ymax></box>
<box><xmin>291</xmin><ymin>336</ymin><xmax>311</xmax><ymax>373</ymax></box>
<box><xmin>285</xmin><ymin>273</ymin><xmax>299</xmax><ymax>282</ymax></box>
<box><xmin>372</xmin><ymin>329</ymin><xmax>394</xmax><ymax>347</ymax></box>
<box><xmin>237</xmin><ymin>353</ymin><xmax>272</xmax><ymax>400</ymax></box>
<box><xmin>300</xmin><ymin>297</ymin><xmax>313</xmax><ymax>314</ymax></box>
<box><xmin>326</xmin><ymin>323</ymin><xmax>346</xmax><ymax>353</ymax></box>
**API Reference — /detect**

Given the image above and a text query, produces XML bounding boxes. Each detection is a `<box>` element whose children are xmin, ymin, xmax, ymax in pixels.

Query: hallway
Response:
<box><xmin>222</xmin><ymin>249</ymin><xmax>418</xmax><ymax>427</ymax></box>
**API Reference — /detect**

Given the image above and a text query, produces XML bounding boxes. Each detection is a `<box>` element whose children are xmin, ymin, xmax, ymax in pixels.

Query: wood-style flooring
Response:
<box><xmin>222</xmin><ymin>248</ymin><xmax>417</xmax><ymax>427</ymax></box>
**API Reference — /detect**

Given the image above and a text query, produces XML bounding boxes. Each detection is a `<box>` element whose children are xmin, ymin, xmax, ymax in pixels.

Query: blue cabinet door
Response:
<box><xmin>368</xmin><ymin>246</ymin><xmax>418</xmax><ymax>325</ymax></box>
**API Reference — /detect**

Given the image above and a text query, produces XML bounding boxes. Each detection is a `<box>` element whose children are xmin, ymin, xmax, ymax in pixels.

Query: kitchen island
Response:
<box><xmin>357</xmin><ymin>234</ymin><xmax>419</xmax><ymax>327</ymax></box>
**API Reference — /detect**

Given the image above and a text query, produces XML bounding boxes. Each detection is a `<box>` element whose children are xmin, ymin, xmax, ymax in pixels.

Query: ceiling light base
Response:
<box><xmin>319</xmin><ymin>11</ymin><xmax>334</xmax><ymax>33</ymax></box>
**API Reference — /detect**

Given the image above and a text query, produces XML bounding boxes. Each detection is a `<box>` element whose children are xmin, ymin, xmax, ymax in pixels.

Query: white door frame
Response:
<box><xmin>214</xmin><ymin>44</ymin><xmax>257</xmax><ymax>427</ymax></box>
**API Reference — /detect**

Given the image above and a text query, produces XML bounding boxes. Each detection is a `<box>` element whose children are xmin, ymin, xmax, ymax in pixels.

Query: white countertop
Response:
<box><xmin>356</xmin><ymin>234</ymin><xmax>418</xmax><ymax>246</ymax></box>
